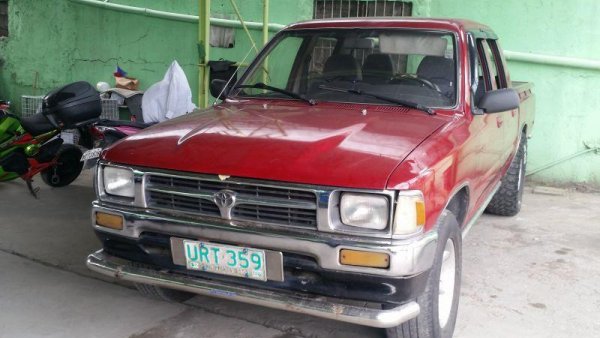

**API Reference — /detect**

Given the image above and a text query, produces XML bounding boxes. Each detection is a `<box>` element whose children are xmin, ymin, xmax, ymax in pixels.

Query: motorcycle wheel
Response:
<box><xmin>41</xmin><ymin>144</ymin><xmax>84</xmax><ymax>187</ymax></box>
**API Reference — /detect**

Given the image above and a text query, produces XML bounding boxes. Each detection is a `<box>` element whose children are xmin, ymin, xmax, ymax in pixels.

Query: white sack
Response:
<box><xmin>142</xmin><ymin>60</ymin><xmax>196</xmax><ymax>123</ymax></box>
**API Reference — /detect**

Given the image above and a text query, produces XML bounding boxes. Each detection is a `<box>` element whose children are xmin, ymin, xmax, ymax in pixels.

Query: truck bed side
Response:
<box><xmin>513</xmin><ymin>81</ymin><xmax>535</xmax><ymax>138</ymax></box>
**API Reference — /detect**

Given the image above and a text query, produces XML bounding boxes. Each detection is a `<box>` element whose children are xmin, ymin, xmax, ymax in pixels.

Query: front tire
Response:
<box><xmin>485</xmin><ymin>134</ymin><xmax>527</xmax><ymax>216</ymax></box>
<box><xmin>386</xmin><ymin>211</ymin><xmax>462</xmax><ymax>338</ymax></box>
<box><xmin>41</xmin><ymin>144</ymin><xmax>83</xmax><ymax>187</ymax></box>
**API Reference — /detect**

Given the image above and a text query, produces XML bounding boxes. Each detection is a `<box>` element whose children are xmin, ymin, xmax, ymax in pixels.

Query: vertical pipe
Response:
<box><xmin>262</xmin><ymin>0</ymin><xmax>269</xmax><ymax>84</ymax></box>
<box><xmin>229</xmin><ymin>0</ymin><xmax>259</xmax><ymax>53</ymax></box>
<box><xmin>262</xmin><ymin>0</ymin><xmax>269</xmax><ymax>46</ymax></box>
<box><xmin>347</xmin><ymin>0</ymin><xmax>350</xmax><ymax>17</ymax></box>
<box><xmin>198</xmin><ymin>0</ymin><xmax>210</xmax><ymax>108</ymax></box>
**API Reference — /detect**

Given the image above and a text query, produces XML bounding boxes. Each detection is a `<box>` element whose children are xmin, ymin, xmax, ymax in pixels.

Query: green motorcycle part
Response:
<box><xmin>25</xmin><ymin>143</ymin><xmax>40</xmax><ymax>157</ymax></box>
<box><xmin>0</xmin><ymin>114</ymin><xmax>23</xmax><ymax>143</ymax></box>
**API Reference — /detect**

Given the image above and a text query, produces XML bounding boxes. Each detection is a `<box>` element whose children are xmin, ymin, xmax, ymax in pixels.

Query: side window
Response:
<box><xmin>471</xmin><ymin>40</ymin><xmax>488</xmax><ymax>105</ymax></box>
<box><xmin>477</xmin><ymin>39</ymin><xmax>498</xmax><ymax>91</ymax></box>
<box><xmin>477</xmin><ymin>39</ymin><xmax>509</xmax><ymax>91</ymax></box>
<box><xmin>488</xmin><ymin>39</ymin><xmax>508</xmax><ymax>88</ymax></box>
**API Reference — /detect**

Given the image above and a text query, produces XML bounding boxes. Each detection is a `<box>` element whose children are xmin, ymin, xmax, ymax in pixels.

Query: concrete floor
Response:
<box><xmin>0</xmin><ymin>171</ymin><xmax>599</xmax><ymax>338</ymax></box>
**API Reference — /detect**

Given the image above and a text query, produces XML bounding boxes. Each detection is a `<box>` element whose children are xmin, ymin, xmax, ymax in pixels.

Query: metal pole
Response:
<box><xmin>262</xmin><ymin>0</ymin><xmax>269</xmax><ymax>84</ymax></box>
<box><xmin>199</xmin><ymin>0</ymin><xmax>210</xmax><ymax>108</ymax></box>
<box><xmin>229</xmin><ymin>0</ymin><xmax>259</xmax><ymax>54</ymax></box>
<box><xmin>263</xmin><ymin>0</ymin><xmax>269</xmax><ymax>46</ymax></box>
<box><xmin>504</xmin><ymin>50</ymin><xmax>600</xmax><ymax>71</ymax></box>
<box><xmin>527</xmin><ymin>146</ymin><xmax>600</xmax><ymax>177</ymax></box>
<box><xmin>70</xmin><ymin>0</ymin><xmax>285</xmax><ymax>31</ymax></box>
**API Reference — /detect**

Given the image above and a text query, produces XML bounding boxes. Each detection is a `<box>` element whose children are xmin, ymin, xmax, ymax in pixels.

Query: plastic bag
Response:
<box><xmin>142</xmin><ymin>61</ymin><xmax>197</xmax><ymax>123</ymax></box>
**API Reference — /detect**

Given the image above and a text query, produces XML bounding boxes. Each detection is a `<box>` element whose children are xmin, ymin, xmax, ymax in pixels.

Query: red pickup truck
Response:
<box><xmin>87</xmin><ymin>18</ymin><xmax>534</xmax><ymax>338</ymax></box>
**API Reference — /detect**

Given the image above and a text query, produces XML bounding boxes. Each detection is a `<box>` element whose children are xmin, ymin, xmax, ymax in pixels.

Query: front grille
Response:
<box><xmin>233</xmin><ymin>204</ymin><xmax>317</xmax><ymax>227</ymax></box>
<box><xmin>148</xmin><ymin>190</ymin><xmax>221</xmax><ymax>216</ymax></box>
<box><xmin>145</xmin><ymin>174</ymin><xmax>318</xmax><ymax>228</ymax></box>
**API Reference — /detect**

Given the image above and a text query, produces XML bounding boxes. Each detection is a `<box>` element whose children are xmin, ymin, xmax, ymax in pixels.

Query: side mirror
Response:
<box><xmin>479</xmin><ymin>88</ymin><xmax>520</xmax><ymax>114</ymax></box>
<box><xmin>210</xmin><ymin>79</ymin><xmax>229</xmax><ymax>100</ymax></box>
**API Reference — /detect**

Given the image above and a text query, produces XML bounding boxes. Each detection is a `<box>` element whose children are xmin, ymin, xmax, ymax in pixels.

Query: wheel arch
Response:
<box><xmin>443</xmin><ymin>184</ymin><xmax>470</xmax><ymax>228</ymax></box>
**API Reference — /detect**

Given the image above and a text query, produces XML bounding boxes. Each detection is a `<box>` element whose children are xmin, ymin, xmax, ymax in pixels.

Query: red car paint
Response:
<box><xmin>105</xmin><ymin>101</ymin><xmax>450</xmax><ymax>189</ymax></box>
<box><xmin>102</xmin><ymin>18</ymin><xmax>534</xmax><ymax>232</ymax></box>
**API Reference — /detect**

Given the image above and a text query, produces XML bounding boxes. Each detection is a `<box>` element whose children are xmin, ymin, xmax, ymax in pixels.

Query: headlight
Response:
<box><xmin>103</xmin><ymin>166</ymin><xmax>135</xmax><ymax>198</ymax></box>
<box><xmin>340</xmin><ymin>193</ymin><xmax>389</xmax><ymax>230</ymax></box>
<box><xmin>393</xmin><ymin>191</ymin><xmax>426</xmax><ymax>235</ymax></box>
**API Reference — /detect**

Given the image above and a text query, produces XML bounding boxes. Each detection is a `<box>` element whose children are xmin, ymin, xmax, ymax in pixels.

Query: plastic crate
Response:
<box><xmin>21</xmin><ymin>95</ymin><xmax>44</xmax><ymax>117</ymax></box>
<box><xmin>100</xmin><ymin>98</ymin><xmax>119</xmax><ymax>120</ymax></box>
<box><xmin>20</xmin><ymin>95</ymin><xmax>119</xmax><ymax>120</ymax></box>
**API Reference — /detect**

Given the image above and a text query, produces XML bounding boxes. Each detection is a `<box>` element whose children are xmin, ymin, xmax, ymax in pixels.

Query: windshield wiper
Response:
<box><xmin>319</xmin><ymin>85</ymin><xmax>434</xmax><ymax>115</ymax></box>
<box><xmin>235</xmin><ymin>82</ymin><xmax>316</xmax><ymax>106</ymax></box>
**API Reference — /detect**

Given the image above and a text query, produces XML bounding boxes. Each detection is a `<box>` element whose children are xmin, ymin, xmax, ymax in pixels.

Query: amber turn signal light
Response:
<box><xmin>415</xmin><ymin>200</ymin><xmax>426</xmax><ymax>226</ymax></box>
<box><xmin>339</xmin><ymin>249</ymin><xmax>390</xmax><ymax>269</ymax></box>
<box><xmin>95</xmin><ymin>212</ymin><xmax>124</xmax><ymax>230</ymax></box>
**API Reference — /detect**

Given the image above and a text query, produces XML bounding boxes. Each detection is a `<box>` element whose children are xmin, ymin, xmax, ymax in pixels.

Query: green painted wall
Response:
<box><xmin>2</xmin><ymin>0</ymin><xmax>597</xmax><ymax>186</ymax></box>
<box><xmin>410</xmin><ymin>0</ymin><xmax>600</xmax><ymax>187</ymax></box>
<box><xmin>0</xmin><ymin>0</ymin><xmax>313</xmax><ymax>112</ymax></box>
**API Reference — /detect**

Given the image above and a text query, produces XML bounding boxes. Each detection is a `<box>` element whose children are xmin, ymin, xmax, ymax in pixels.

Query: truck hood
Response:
<box><xmin>104</xmin><ymin>101</ymin><xmax>449</xmax><ymax>189</ymax></box>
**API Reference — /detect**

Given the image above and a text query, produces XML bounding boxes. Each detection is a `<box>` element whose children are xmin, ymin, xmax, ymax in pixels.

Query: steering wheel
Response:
<box><xmin>390</xmin><ymin>74</ymin><xmax>442</xmax><ymax>93</ymax></box>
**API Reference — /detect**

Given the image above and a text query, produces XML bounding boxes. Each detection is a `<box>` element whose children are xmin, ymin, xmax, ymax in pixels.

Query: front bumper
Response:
<box><xmin>92</xmin><ymin>203</ymin><xmax>438</xmax><ymax>278</ymax></box>
<box><xmin>87</xmin><ymin>250</ymin><xmax>420</xmax><ymax>328</ymax></box>
<box><xmin>89</xmin><ymin>202</ymin><xmax>438</xmax><ymax>327</ymax></box>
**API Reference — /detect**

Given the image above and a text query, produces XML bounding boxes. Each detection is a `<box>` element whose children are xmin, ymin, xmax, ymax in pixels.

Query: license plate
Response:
<box><xmin>80</xmin><ymin>148</ymin><xmax>102</xmax><ymax>162</ymax></box>
<box><xmin>183</xmin><ymin>240</ymin><xmax>267</xmax><ymax>281</ymax></box>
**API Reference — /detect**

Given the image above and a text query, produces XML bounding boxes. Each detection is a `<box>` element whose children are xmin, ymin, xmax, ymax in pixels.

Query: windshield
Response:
<box><xmin>233</xmin><ymin>29</ymin><xmax>457</xmax><ymax>108</ymax></box>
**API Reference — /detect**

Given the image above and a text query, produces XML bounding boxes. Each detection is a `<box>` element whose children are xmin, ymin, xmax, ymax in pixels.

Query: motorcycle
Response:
<box><xmin>81</xmin><ymin>117</ymin><xmax>154</xmax><ymax>169</ymax></box>
<box><xmin>0</xmin><ymin>81</ymin><xmax>102</xmax><ymax>197</ymax></box>
<box><xmin>80</xmin><ymin>59</ymin><xmax>196</xmax><ymax>168</ymax></box>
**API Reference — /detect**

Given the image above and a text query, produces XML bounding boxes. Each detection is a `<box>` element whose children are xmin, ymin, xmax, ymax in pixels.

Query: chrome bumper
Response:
<box><xmin>87</xmin><ymin>250</ymin><xmax>420</xmax><ymax>328</ymax></box>
<box><xmin>92</xmin><ymin>203</ymin><xmax>438</xmax><ymax>277</ymax></box>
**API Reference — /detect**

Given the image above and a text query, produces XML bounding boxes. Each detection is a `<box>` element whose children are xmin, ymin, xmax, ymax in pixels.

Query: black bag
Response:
<box><xmin>208</xmin><ymin>59</ymin><xmax>238</xmax><ymax>87</ymax></box>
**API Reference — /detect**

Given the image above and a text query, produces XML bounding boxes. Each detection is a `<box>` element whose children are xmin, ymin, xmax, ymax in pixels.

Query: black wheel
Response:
<box><xmin>386</xmin><ymin>211</ymin><xmax>462</xmax><ymax>338</ymax></box>
<box><xmin>134</xmin><ymin>283</ymin><xmax>195</xmax><ymax>303</ymax></box>
<box><xmin>485</xmin><ymin>134</ymin><xmax>527</xmax><ymax>216</ymax></box>
<box><xmin>40</xmin><ymin>144</ymin><xmax>83</xmax><ymax>187</ymax></box>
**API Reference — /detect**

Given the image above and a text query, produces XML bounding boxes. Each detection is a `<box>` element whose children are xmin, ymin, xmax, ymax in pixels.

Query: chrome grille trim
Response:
<box><xmin>145</xmin><ymin>172</ymin><xmax>319</xmax><ymax>229</ymax></box>
<box><xmin>146</xmin><ymin>187</ymin><xmax>317</xmax><ymax>210</ymax></box>
<box><xmin>97</xmin><ymin>162</ymin><xmax>400</xmax><ymax>239</ymax></box>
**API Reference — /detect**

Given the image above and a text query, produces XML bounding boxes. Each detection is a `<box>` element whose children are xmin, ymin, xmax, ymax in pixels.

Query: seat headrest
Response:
<box><xmin>323</xmin><ymin>54</ymin><xmax>362</xmax><ymax>81</ymax></box>
<box><xmin>417</xmin><ymin>56</ymin><xmax>454</xmax><ymax>80</ymax></box>
<box><xmin>362</xmin><ymin>53</ymin><xmax>394</xmax><ymax>79</ymax></box>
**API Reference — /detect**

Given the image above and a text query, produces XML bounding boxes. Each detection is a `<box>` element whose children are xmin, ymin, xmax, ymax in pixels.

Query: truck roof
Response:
<box><xmin>285</xmin><ymin>17</ymin><xmax>492</xmax><ymax>34</ymax></box>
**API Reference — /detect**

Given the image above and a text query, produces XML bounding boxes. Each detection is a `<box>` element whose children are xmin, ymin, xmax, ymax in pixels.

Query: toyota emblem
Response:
<box><xmin>213</xmin><ymin>190</ymin><xmax>236</xmax><ymax>219</ymax></box>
